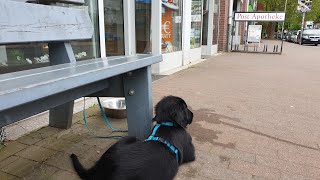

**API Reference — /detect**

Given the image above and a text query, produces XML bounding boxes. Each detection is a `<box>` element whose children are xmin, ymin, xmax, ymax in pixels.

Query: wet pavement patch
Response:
<box><xmin>188</xmin><ymin>109</ymin><xmax>238</xmax><ymax>148</ymax></box>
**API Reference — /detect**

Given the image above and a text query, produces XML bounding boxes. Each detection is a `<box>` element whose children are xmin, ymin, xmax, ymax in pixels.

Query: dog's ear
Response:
<box><xmin>174</xmin><ymin>109</ymin><xmax>188</xmax><ymax>128</ymax></box>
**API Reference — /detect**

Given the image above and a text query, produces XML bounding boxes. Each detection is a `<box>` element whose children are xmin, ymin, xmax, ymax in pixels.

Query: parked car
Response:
<box><xmin>298</xmin><ymin>29</ymin><xmax>320</xmax><ymax>46</ymax></box>
<box><xmin>286</xmin><ymin>31</ymin><xmax>292</xmax><ymax>42</ymax></box>
<box><xmin>292</xmin><ymin>30</ymin><xmax>300</xmax><ymax>44</ymax></box>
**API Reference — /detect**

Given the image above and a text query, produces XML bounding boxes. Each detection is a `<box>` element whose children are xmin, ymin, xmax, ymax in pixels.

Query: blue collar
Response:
<box><xmin>145</xmin><ymin>122</ymin><xmax>179</xmax><ymax>161</ymax></box>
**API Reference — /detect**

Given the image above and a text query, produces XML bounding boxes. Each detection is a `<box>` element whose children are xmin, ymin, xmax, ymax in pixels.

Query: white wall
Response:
<box><xmin>159</xmin><ymin>51</ymin><xmax>183</xmax><ymax>74</ymax></box>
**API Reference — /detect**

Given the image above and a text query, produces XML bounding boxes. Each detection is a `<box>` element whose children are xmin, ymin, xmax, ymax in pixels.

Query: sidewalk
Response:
<box><xmin>1</xmin><ymin>42</ymin><xmax>320</xmax><ymax>179</ymax></box>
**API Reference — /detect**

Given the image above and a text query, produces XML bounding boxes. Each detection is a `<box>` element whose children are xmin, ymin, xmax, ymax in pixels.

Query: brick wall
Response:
<box><xmin>218</xmin><ymin>0</ymin><xmax>230</xmax><ymax>52</ymax></box>
<box><xmin>217</xmin><ymin>0</ymin><xmax>249</xmax><ymax>51</ymax></box>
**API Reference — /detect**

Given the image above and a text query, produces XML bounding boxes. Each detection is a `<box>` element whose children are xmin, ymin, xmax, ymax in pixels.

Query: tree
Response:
<box><xmin>258</xmin><ymin>0</ymin><xmax>320</xmax><ymax>38</ymax></box>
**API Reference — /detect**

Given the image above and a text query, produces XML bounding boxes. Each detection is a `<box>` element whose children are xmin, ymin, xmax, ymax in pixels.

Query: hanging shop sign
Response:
<box><xmin>235</xmin><ymin>12</ymin><xmax>286</xmax><ymax>22</ymax></box>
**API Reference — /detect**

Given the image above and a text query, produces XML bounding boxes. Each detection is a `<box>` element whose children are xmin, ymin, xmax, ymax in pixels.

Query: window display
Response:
<box><xmin>190</xmin><ymin>0</ymin><xmax>202</xmax><ymax>49</ymax></box>
<box><xmin>104</xmin><ymin>0</ymin><xmax>125</xmax><ymax>56</ymax></box>
<box><xmin>161</xmin><ymin>0</ymin><xmax>183</xmax><ymax>53</ymax></box>
<box><xmin>135</xmin><ymin>0</ymin><xmax>152</xmax><ymax>54</ymax></box>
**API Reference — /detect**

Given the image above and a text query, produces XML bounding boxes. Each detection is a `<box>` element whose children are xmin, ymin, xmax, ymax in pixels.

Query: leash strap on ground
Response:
<box><xmin>82</xmin><ymin>97</ymin><xmax>127</xmax><ymax>139</ymax></box>
<box><xmin>96</xmin><ymin>97</ymin><xmax>128</xmax><ymax>133</ymax></box>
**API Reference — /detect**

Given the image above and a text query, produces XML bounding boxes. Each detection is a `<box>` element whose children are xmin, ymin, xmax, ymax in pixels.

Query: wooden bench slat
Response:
<box><xmin>0</xmin><ymin>55</ymin><xmax>162</xmax><ymax>111</ymax></box>
<box><xmin>0</xmin><ymin>1</ymin><xmax>93</xmax><ymax>44</ymax></box>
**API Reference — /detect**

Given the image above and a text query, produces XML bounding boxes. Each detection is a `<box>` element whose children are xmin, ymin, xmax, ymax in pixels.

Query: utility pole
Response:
<box><xmin>299</xmin><ymin>12</ymin><xmax>305</xmax><ymax>45</ymax></box>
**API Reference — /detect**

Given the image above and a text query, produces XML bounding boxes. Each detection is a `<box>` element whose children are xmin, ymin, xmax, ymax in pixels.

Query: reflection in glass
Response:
<box><xmin>72</xmin><ymin>0</ymin><xmax>101</xmax><ymax>61</ymax></box>
<box><xmin>104</xmin><ymin>0</ymin><xmax>125</xmax><ymax>56</ymax></box>
<box><xmin>0</xmin><ymin>43</ymin><xmax>49</xmax><ymax>74</ymax></box>
<box><xmin>202</xmin><ymin>0</ymin><xmax>208</xmax><ymax>45</ymax></box>
<box><xmin>213</xmin><ymin>0</ymin><xmax>220</xmax><ymax>45</ymax></box>
<box><xmin>190</xmin><ymin>0</ymin><xmax>202</xmax><ymax>49</ymax></box>
<box><xmin>161</xmin><ymin>0</ymin><xmax>183</xmax><ymax>53</ymax></box>
<box><xmin>136</xmin><ymin>0</ymin><xmax>152</xmax><ymax>54</ymax></box>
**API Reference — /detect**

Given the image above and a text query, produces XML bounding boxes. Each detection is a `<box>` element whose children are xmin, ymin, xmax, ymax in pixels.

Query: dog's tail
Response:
<box><xmin>70</xmin><ymin>154</ymin><xmax>90</xmax><ymax>179</ymax></box>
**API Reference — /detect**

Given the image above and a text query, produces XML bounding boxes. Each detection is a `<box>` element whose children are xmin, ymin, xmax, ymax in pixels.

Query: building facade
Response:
<box><xmin>0</xmin><ymin>0</ymin><xmax>250</xmax><ymax>75</ymax></box>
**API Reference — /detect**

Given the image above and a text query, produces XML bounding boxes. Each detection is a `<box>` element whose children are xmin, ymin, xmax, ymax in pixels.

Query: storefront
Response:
<box><xmin>1</xmin><ymin>0</ymin><xmax>221</xmax><ymax>75</ymax></box>
<box><xmin>201</xmin><ymin>0</ymin><xmax>220</xmax><ymax>57</ymax></box>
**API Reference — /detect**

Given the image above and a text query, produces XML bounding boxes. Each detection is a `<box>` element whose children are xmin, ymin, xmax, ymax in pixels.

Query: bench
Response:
<box><xmin>0</xmin><ymin>0</ymin><xmax>162</xmax><ymax>139</ymax></box>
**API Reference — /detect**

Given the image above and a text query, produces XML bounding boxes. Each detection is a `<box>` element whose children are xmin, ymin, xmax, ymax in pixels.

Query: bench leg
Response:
<box><xmin>48</xmin><ymin>42</ymin><xmax>76</xmax><ymax>129</ymax></box>
<box><xmin>49</xmin><ymin>102</ymin><xmax>74</xmax><ymax>129</ymax></box>
<box><xmin>123</xmin><ymin>66</ymin><xmax>153</xmax><ymax>140</ymax></box>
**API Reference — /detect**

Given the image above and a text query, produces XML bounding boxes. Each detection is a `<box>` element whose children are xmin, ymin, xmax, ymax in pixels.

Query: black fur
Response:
<box><xmin>70</xmin><ymin>96</ymin><xmax>195</xmax><ymax>180</ymax></box>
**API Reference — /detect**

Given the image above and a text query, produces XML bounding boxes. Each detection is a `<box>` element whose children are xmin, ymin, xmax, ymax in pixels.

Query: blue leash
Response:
<box><xmin>82</xmin><ymin>97</ymin><xmax>128</xmax><ymax>139</ymax></box>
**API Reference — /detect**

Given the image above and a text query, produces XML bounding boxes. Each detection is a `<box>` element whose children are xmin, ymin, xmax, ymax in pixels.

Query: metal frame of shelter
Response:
<box><xmin>231</xmin><ymin>11</ymin><xmax>286</xmax><ymax>55</ymax></box>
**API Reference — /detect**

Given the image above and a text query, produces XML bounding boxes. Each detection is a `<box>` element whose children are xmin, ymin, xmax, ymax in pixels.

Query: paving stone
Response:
<box><xmin>0</xmin><ymin>156</ymin><xmax>19</xmax><ymax>169</ymax></box>
<box><xmin>44</xmin><ymin>152</ymin><xmax>94</xmax><ymax>173</ymax></box>
<box><xmin>256</xmin><ymin>155</ymin><xmax>320</xmax><ymax>179</ymax></box>
<box><xmin>0</xmin><ymin>171</ymin><xmax>19</xmax><ymax>180</ymax></box>
<box><xmin>16</xmin><ymin>145</ymin><xmax>57</xmax><ymax>162</ymax></box>
<box><xmin>44</xmin><ymin>152</ymin><xmax>75</xmax><ymax>172</ymax></box>
<box><xmin>278</xmin><ymin>148</ymin><xmax>320</xmax><ymax>169</ymax></box>
<box><xmin>211</xmin><ymin>146</ymin><xmax>256</xmax><ymax>163</ymax></box>
<box><xmin>16</xmin><ymin>135</ymin><xmax>42</xmax><ymax>145</ymax></box>
<box><xmin>47</xmin><ymin>170</ymin><xmax>80</xmax><ymax>180</ymax></box>
<box><xmin>77</xmin><ymin>146</ymin><xmax>104</xmax><ymax>161</ymax></box>
<box><xmin>56</xmin><ymin>124</ymin><xmax>90</xmax><ymax>143</ymax></box>
<box><xmin>28</xmin><ymin>127</ymin><xmax>61</xmax><ymax>139</ymax></box>
<box><xmin>1</xmin><ymin>157</ymin><xmax>39</xmax><ymax>178</ymax></box>
<box><xmin>79</xmin><ymin>137</ymin><xmax>117</xmax><ymax>150</ymax></box>
<box><xmin>0</xmin><ymin>142</ymin><xmax>28</xmax><ymax>161</ymax></box>
<box><xmin>280</xmin><ymin>172</ymin><xmax>316</xmax><ymax>180</ymax></box>
<box><xmin>229</xmin><ymin>159</ymin><xmax>281</xmax><ymax>179</ymax></box>
<box><xmin>35</xmin><ymin>137</ymin><xmax>74</xmax><ymax>152</ymax></box>
<box><xmin>23</xmin><ymin>164</ymin><xmax>59</xmax><ymax>180</ymax></box>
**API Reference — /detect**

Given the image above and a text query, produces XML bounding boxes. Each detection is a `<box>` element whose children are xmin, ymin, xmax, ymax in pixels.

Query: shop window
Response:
<box><xmin>0</xmin><ymin>0</ymin><xmax>100</xmax><ymax>74</ymax></box>
<box><xmin>212</xmin><ymin>0</ymin><xmax>220</xmax><ymax>45</ymax></box>
<box><xmin>0</xmin><ymin>43</ymin><xmax>49</xmax><ymax>74</ymax></box>
<box><xmin>161</xmin><ymin>0</ymin><xmax>183</xmax><ymax>53</ymax></box>
<box><xmin>190</xmin><ymin>0</ymin><xmax>202</xmax><ymax>49</ymax></box>
<box><xmin>72</xmin><ymin>0</ymin><xmax>101</xmax><ymax>61</ymax></box>
<box><xmin>202</xmin><ymin>0</ymin><xmax>208</xmax><ymax>45</ymax></box>
<box><xmin>104</xmin><ymin>0</ymin><xmax>125</xmax><ymax>56</ymax></box>
<box><xmin>135</xmin><ymin>0</ymin><xmax>152</xmax><ymax>54</ymax></box>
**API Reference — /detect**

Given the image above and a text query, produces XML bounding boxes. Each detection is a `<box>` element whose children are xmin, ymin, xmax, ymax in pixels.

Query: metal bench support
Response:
<box><xmin>48</xmin><ymin>42</ymin><xmax>76</xmax><ymax>129</ymax></box>
<box><xmin>124</xmin><ymin>66</ymin><xmax>153</xmax><ymax>139</ymax></box>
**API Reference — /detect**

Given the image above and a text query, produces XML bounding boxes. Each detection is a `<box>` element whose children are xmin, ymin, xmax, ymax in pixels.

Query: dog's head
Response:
<box><xmin>153</xmin><ymin>96</ymin><xmax>193</xmax><ymax>128</ymax></box>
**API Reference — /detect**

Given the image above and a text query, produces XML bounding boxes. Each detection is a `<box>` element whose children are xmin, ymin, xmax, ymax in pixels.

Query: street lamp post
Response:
<box><xmin>299</xmin><ymin>12</ymin><xmax>306</xmax><ymax>45</ymax></box>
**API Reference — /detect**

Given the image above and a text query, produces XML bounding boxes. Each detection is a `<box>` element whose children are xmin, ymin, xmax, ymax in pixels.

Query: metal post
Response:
<box><xmin>299</xmin><ymin>12</ymin><xmax>305</xmax><ymax>45</ymax></box>
<box><xmin>230</xmin><ymin>14</ymin><xmax>235</xmax><ymax>51</ymax></box>
<box><xmin>280</xmin><ymin>0</ymin><xmax>288</xmax><ymax>54</ymax></box>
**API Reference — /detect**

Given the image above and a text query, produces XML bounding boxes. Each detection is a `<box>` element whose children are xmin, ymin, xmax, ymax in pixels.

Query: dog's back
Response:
<box><xmin>71</xmin><ymin>136</ymin><xmax>180</xmax><ymax>180</ymax></box>
<box><xmin>70</xmin><ymin>96</ymin><xmax>195</xmax><ymax>180</ymax></box>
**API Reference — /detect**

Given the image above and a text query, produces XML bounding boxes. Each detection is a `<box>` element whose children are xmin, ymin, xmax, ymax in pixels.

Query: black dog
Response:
<box><xmin>70</xmin><ymin>96</ymin><xmax>195</xmax><ymax>180</ymax></box>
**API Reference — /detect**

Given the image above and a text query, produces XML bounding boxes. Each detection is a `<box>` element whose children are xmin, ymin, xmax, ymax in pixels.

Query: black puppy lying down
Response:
<box><xmin>70</xmin><ymin>96</ymin><xmax>195</xmax><ymax>180</ymax></box>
